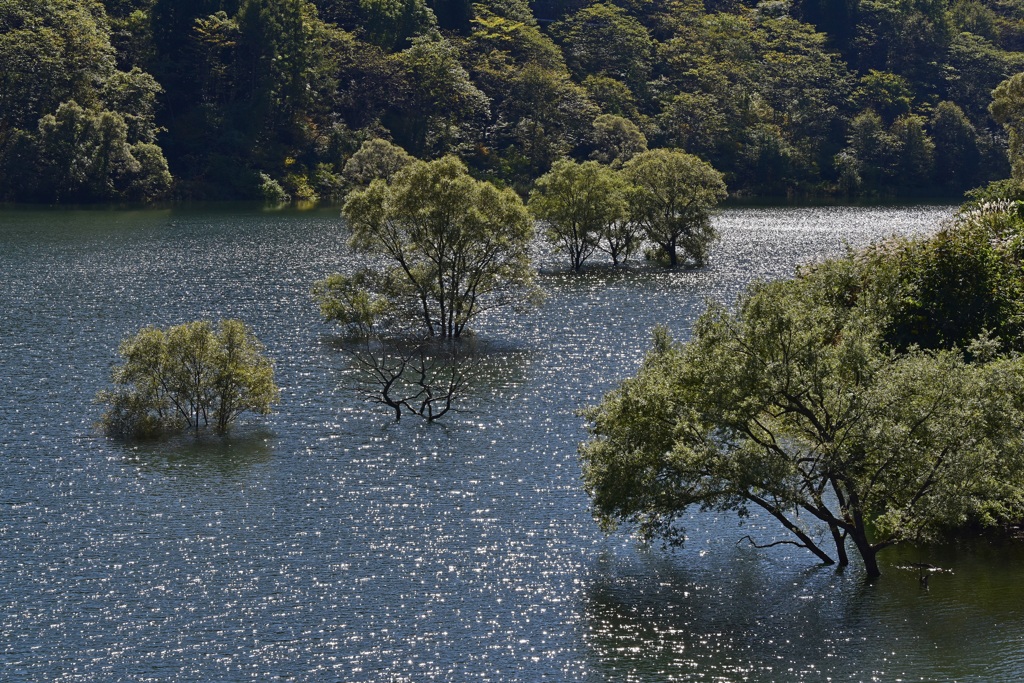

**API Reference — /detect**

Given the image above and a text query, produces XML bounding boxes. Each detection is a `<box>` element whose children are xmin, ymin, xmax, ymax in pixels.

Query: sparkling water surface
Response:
<box><xmin>3</xmin><ymin>204</ymin><xmax>1023</xmax><ymax>682</ymax></box>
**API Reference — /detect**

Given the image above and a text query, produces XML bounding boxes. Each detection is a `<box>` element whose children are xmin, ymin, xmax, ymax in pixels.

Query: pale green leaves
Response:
<box><xmin>529</xmin><ymin>148</ymin><xmax>726</xmax><ymax>271</ymax></box>
<box><xmin>622</xmin><ymin>148</ymin><xmax>727</xmax><ymax>267</ymax></box>
<box><xmin>580</xmin><ymin>232</ymin><xmax>1024</xmax><ymax>575</ymax></box>
<box><xmin>311</xmin><ymin>271</ymin><xmax>397</xmax><ymax>336</ymax></box>
<box><xmin>322</xmin><ymin>155</ymin><xmax>535</xmax><ymax>338</ymax></box>
<box><xmin>528</xmin><ymin>159</ymin><xmax>630</xmax><ymax>270</ymax></box>
<box><xmin>98</xmin><ymin>320</ymin><xmax>279</xmax><ymax>438</ymax></box>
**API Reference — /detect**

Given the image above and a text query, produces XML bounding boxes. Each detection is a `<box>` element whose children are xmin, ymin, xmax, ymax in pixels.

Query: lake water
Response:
<box><xmin>3</xmin><ymin>204</ymin><xmax>1023</xmax><ymax>682</ymax></box>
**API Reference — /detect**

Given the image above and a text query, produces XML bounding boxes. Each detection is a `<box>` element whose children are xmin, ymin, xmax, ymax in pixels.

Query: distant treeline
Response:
<box><xmin>3</xmin><ymin>0</ymin><xmax>1024</xmax><ymax>203</ymax></box>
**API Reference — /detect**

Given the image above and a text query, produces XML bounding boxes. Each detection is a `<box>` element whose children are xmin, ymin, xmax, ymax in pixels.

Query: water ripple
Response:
<box><xmin>5</xmin><ymin>204</ymin><xmax>1021</xmax><ymax>682</ymax></box>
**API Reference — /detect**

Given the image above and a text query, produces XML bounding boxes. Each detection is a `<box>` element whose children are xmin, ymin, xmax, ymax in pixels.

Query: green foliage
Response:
<box><xmin>33</xmin><ymin>100</ymin><xmax>172</xmax><ymax>202</ymax></box>
<box><xmin>796</xmin><ymin>0</ymin><xmax>858</xmax><ymax>53</ymax></box>
<box><xmin>342</xmin><ymin>137</ymin><xmax>415</xmax><ymax>186</ymax></box>
<box><xmin>891</xmin><ymin>114</ymin><xmax>935</xmax><ymax>187</ymax></box>
<box><xmin>389</xmin><ymin>34</ymin><xmax>490</xmax><ymax>156</ymax></box>
<box><xmin>855</xmin><ymin>0</ymin><xmax>952</xmax><ymax>87</ymax></box>
<box><xmin>326</xmin><ymin>155</ymin><xmax>536</xmax><ymax>338</ymax></box>
<box><xmin>590</xmin><ymin>113</ymin><xmax>647</xmax><ymax>166</ymax></box>
<box><xmin>7</xmin><ymin>0</ymin><xmax>1024</xmax><ymax>200</ymax></box>
<box><xmin>622</xmin><ymin>148</ymin><xmax>727</xmax><ymax>267</ymax></box>
<box><xmin>949</xmin><ymin>0</ymin><xmax>999</xmax><ymax>40</ymax></box>
<box><xmin>358</xmin><ymin>0</ymin><xmax>436</xmax><ymax>50</ymax></box>
<box><xmin>855</xmin><ymin>69</ymin><xmax>913</xmax><ymax>121</ymax></box>
<box><xmin>581</xmin><ymin>211</ymin><xmax>1024</xmax><ymax>575</ymax></box>
<box><xmin>235</xmin><ymin>0</ymin><xmax>309</xmax><ymax>121</ymax></box>
<box><xmin>967</xmin><ymin>178</ymin><xmax>1024</xmax><ymax>203</ymax></box>
<box><xmin>148</xmin><ymin>0</ymin><xmax>360</xmax><ymax>200</ymax></box>
<box><xmin>312</xmin><ymin>271</ymin><xmax>395</xmax><ymax>336</ymax></box>
<box><xmin>0</xmin><ymin>0</ymin><xmax>171</xmax><ymax>202</ymax></box>
<box><xmin>107</xmin><ymin>7</ymin><xmax>155</xmax><ymax>69</ymax></box>
<box><xmin>931</xmin><ymin>100</ymin><xmax>981</xmax><ymax>191</ymax></box>
<box><xmin>0</xmin><ymin>0</ymin><xmax>117</xmax><ymax>131</ymax></box>
<box><xmin>464</xmin><ymin>3</ymin><xmax>585</xmax><ymax>182</ymax></box>
<box><xmin>495</xmin><ymin>63</ymin><xmax>598</xmax><ymax>183</ymax></box>
<box><xmin>552</xmin><ymin>2</ymin><xmax>655</xmax><ymax>94</ymax></box>
<box><xmin>945</xmin><ymin>30</ymin><xmax>1024</xmax><ymax>122</ymax></box>
<box><xmin>837</xmin><ymin>109</ymin><xmax>941</xmax><ymax>194</ymax></box>
<box><xmin>283</xmin><ymin>172</ymin><xmax>319</xmax><ymax>203</ymax></box>
<box><xmin>992</xmin><ymin>71</ymin><xmax>1024</xmax><ymax>183</ymax></box>
<box><xmin>528</xmin><ymin>159</ymin><xmax>629</xmax><ymax>270</ymax></box>
<box><xmin>468</xmin><ymin>4</ymin><xmax>562</xmax><ymax>68</ymax></box>
<box><xmin>101</xmin><ymin>67</ymin><xmax>163</xmax><ymax>144</ymax></box>
<box><xmin>258</xmin><ymin>172</ymin><xmax>291</xmax><ymax>204</ymax></box>
<box><xmin>582</xmin><ymin>75</ymin><xmax>640</xmax><ymax>119</ymax></box>
<box><xmin>657</xmin><ymin>91</ymin><xmax>728</xmax><ymax>160</ymax></box>
<box><xmin>874</xmin><ymin>201</ymin><xmax>1024</xmax><ymax>351</ymax></box>
<box><xmin>654</xmin><ymin>8</ymin><xmax>854</xmax><ymax>195</ymax></box>
<box><xmin>98</xmin><ymin>320</ymin><xmax>279</xmax><ymax>437</ymax></box>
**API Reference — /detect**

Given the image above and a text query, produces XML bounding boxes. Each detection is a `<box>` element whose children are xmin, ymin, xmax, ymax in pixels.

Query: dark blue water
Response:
<box><xmin>4</xmin><ymin>204</ymin><xmax>1022</xmax><ymax>682</ymax></box>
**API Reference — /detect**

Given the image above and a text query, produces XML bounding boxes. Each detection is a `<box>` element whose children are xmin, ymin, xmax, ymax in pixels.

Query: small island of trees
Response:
<box><xmin>98</xmin><ymin>319</ymin><xmax>279</xmax><ymax>437</ymax></box>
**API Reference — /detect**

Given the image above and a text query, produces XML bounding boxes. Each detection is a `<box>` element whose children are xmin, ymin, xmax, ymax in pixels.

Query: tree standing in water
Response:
<box><xmin>622</xmin><ymin>148</ymin><xmax>726</xmax><ymax>267</ymax></box>
<box><xmin>581</xmin><ymin>206</ymin><xmax>1024</xmax><ymax>577</ymax></box>
<box><xmin>319</xmin><ymin>155</ymin><xmax>536</xmax><ymax>339</ymax></box>
<box><xmin>529</xmin><ymin>159</ymin><xmax>628</xmax><ymax>271</ymax></box>
<box><xmin>99</xmin><ymin>320</ymin><xmax>278</xmax><ymax>437</ymax></box>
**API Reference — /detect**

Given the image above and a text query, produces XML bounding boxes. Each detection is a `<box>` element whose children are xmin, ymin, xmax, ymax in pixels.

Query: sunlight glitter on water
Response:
<box><xmin>7</xmin><ymin>203</ymin><xmax>1023</xmax><ymax>683</ymax></box>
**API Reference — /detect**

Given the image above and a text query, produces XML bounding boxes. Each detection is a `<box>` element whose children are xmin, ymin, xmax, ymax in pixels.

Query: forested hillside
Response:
<box><xmin>3</xmin><ymin>0</ymin><xmax>1024</xmax><ymax>203</ymax></box>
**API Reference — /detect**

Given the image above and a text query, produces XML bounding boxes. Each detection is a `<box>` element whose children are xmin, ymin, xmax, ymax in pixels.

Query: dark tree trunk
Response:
<box><xmin>665</xmin><ymin>243</ymin><xmax>678</xmax><ymax>267</ymax></box>
<box><xmin>747</xmin><ymin>494</ymin><xmax>835</xmax><ymax>565</ymax></box>
<box><xmin>829</xmin><ymin>523</ymin><xmax>849</xmax><ymax>567</ymax></box>
<box><xmin>849</xmin><ymin>528</ymin><xmax>882</xmax><ymax>578</ymax></box>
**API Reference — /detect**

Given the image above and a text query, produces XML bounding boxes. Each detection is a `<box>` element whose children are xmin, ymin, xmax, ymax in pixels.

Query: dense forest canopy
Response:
<box><xmin>4</xmin><ymin>0</ymin><xmax>1024</xmax><ymax>202</ymax></box>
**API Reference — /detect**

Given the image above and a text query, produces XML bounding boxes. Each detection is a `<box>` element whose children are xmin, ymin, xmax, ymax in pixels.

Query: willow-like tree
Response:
<box><xmin>342</xmin><ymin>138</ymin><xmax>415</xmax><ymax>186</ymax></box>
<box><xmin>580</xmin><ymin>242</ymin><xmax>1024</xmax><ymax>577</ymax></box>
<box><xmin>991</xmin><ymin>72</ymin><xmax>1024</xmax><ymax>183</ymax></box>
<box><xmin>98</xmin><ymin>320</ymin><xmax>279</xmax><ymax>437</ymax></box>
<box><xmin>320</xmin><ymin>155</ymin><xmax>536</xmax><ymax>339</ymax></box>
<box><xmin>622</xmin><ymin>149</ymin><xmax>726</xmax><ymax>267</ymax></box>
<box><xmin>528</xmin><ymin>159</ymin><xmax>628</xmax><ymax>271</ymax></box>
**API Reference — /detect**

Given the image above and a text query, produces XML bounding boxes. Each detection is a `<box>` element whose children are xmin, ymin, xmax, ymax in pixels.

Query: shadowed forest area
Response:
<box><xmin>4</xmin><ymin>0</ymin><xmax>1024</xmax><ymax>203</ymax></box>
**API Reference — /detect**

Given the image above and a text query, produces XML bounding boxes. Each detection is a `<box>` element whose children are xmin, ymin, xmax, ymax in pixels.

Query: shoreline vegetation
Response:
<box><xmin>5</xmin><ymin>0</ymin><xmax>1024</xmax><ymax>206</ymax></box>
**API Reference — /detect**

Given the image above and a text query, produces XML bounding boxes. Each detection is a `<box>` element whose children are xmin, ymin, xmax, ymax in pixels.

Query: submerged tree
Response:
<box><xmin>580</xmin><ymin>223</ymin><xmax>1024</xmax><ymax>578</ymax></box>
<box><xmin>98</xmin><ymin>320</ymin><xmax>279</xmax><ymax>437</ymax></box>
<box><xmin>622</xmin><ymin>149</ymin><xmax>727</xmax><ymax>268</ymax></box>
<box><xmin>343</xmin><ymin>335</ymin><xmax>473</xmax><ymax>422</ymax></box>
<box><xmin>528</xmin><ymin>158</ymin><xmax>628</xmax><ymax>271</ymax></box>
<box><xmin>321</xmin><ymin>155</ymin><xmax>536</xmax><ymax>339</ymax></box>
<box><xmin>317</xmin><ymin>155</ymin><xmax>536</xmax><ymax>420</ymax></box>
